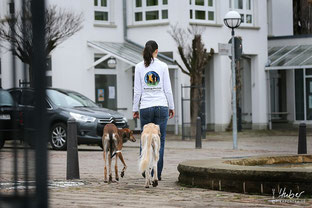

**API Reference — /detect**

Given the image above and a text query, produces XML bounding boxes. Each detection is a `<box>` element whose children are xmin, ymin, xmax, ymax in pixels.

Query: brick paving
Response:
<box><xmin>2</xmin><ymin>130</ymin><xmax>312</xmax><ymax>207</ymax></box>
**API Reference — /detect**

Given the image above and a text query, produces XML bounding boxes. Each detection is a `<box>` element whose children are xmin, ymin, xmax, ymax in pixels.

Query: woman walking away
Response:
<box><xmin>133</xmin><ymin>40</ymin><xmax>175</xmax><ymax>181</ymax></box>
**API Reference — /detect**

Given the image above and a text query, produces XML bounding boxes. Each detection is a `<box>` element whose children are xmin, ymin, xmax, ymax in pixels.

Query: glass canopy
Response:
<box><xmin>267</xmin><ymin>44</ymin><xmax>312</xmax><ymax>69</ymax></box>
<box><xmin>88</xmin><ymin>41</ymin><xmax>175</xmax><ymax>66</ymax></box>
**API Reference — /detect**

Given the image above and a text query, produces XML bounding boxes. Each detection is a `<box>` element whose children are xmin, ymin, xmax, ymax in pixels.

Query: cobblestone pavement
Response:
<box><xmin>2</xmin><ymin>130</ymin><xmax>312</xmax><ymax>207</ymax></box>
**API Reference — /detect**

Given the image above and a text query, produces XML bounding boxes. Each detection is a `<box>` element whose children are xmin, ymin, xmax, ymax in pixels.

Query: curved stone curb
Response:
<box><xmin>177</xmin><ymin>155</ymin><xmax>312</xmax><ymax>195</ymax></box>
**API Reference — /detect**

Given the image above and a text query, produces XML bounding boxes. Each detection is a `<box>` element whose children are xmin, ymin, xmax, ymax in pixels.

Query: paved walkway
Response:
<box><xmin>2</xmin><ymin>130</ymin><xmax>312</xmax><ymax>207</ymax></box>
<box><xmin>47</xmin><ymin>130</ymin><xmax>312</xmax><ymax>207</ymax></box>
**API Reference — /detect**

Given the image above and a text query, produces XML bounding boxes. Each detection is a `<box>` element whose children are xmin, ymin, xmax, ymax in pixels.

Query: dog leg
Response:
<box><xmin>152</xmin><ymin>139</ymin><xmax>159</xmax><ymax>187</ymax></box>
<box><xmin>118</xmin><ymin>152</ymin><xmax>127</xmax><ymax>178</ymax></box>
<box><xmin>144</xmin><ymin>170</ymin><xmax>150</xmax><ymax>188</ymax></box>
<box><xmin>152</xmin><ymin>163</ymin><xmax>158</xmax><ymax>187</ymax></box>
<box><xmin>108</xmin><ymin>150</ymin><xmax>113</xmax><ymax>183</ymax></box>
<box><xmin>115</xmin><ymin>152</ymin><xmax>119</xmax><ymax>181</ymax></box>
<box><xmin>103</xmin><ymin>150</ymin><xmax>108</xmax><ymax>183</ymax></box>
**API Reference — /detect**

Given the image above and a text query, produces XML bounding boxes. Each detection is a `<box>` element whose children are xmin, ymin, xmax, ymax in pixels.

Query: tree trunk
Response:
<box><xmin>190</xmin><ymin>74</ymin><xmax>202</xmax><ymax>137</ymax></box>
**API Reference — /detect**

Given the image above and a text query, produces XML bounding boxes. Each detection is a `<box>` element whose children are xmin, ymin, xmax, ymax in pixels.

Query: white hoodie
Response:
<box><xmin>132</xmin><ymin>58</ymin><xmax>174</xmax><ymax>112</ymax></box>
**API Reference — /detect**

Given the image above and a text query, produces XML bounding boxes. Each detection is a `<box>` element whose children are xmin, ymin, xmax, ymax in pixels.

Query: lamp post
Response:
<box><xmin>224</xmin><ymin>11</ymin><xmax>242</xmax><ymax>150</ymax></box>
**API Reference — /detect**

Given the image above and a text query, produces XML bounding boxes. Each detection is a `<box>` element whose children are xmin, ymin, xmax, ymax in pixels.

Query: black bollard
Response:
<box><xmin>298</xmin><ymin>123</ymin><xmax>307</xmax><ymax>154</ymax></box>
<box><xmin>67</xmin><ymin>118</ymin><xmax>80</xmax><ymax>180</ymax></box>
<box><xmin>196</xmin><ymin>117</ymin><xmax>202</xmax><ymax>149</ymax></box>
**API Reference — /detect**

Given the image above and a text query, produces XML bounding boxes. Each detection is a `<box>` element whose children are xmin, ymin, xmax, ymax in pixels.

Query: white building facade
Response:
<box><xmin>0</xmin><ymin>0</ymin><xmax>269</xmax><ymax>132</ymax></box>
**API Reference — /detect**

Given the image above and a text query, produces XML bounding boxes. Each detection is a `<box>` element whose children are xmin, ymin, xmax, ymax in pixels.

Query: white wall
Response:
<box><xmin>0</xmin><ymin>0</ymin><xmax>270</xmax><ymax>131</ymax></box>
<box><xmin>268</xmin><ymin>0</ymin><xmax>293</xmax><ymax>37</ymax></box>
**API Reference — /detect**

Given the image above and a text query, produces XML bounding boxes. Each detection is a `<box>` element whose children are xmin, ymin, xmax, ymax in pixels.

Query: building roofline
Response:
<box><xmin>268</xmin><ymin>34</ymin><xmax>312</xmax><ymax>40</ymax></box>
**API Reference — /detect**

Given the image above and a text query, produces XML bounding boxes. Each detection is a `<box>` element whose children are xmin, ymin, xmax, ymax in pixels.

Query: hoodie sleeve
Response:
<box><xmin>132</xmin><ymin>65</ymin><xmax>142</xmax><ymax>112</ymax></box>
<box><xmin>163</xmin><ymin>64</ymin><xmax>175</xmax><ymax>110</ymax></box>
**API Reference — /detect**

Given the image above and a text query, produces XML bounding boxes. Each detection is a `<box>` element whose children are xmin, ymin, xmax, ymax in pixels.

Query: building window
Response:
<box><xmin>94</xmin><ymin>0</ymin><xmax>109</xmax><ymax>22</ymax></box>
<box><xmin>189</xmin><ymin>0</ymin><xmax>216</xmax><ymax>23</ymax></box>
<box><xmin>94</xmin><ymin>54</ymin><xmax>116</xmax><ymax>69</ymax></box>
<box><xmin>229</xmin><ymin>0</ymin><xmax>253</xmax><ymax>26</ymax></box>
<box><xmin>134</xmin><ymin>0</ymin><xmax>169</xmax><ymax>24</ymax></box>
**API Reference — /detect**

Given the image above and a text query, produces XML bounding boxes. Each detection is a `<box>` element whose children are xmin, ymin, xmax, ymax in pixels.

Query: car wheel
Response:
<box><xmin>0</xmin><ymin>137</ymin><xmax>5</xmax><ymax>149</ymax></box>
<box><xmin>50</xmin><ymin>123</ymin><xmax>67</xmax><ymax>150</ymax></box>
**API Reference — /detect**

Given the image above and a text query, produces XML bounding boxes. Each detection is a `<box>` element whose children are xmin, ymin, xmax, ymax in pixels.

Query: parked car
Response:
<box><xmin>8</xmin><ymin>88</ymin><xmax>128</xmax><ymax>150</ymax></box>
<box><xmin>0</xmin><ymin>89</ymin><xmax>22</xmax><ymax>149</ymax></box>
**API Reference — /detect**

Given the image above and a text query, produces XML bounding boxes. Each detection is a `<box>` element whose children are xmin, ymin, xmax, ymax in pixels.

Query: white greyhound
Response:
<box><xmin>139</xmin><ymin>123</ymin><xmax>160</xmax><ymax>188</ymax></box>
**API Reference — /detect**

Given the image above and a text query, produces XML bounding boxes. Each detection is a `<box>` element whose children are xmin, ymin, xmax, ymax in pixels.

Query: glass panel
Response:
<box><xmin>272</xmin><ymin>45</ymin><xmax>310</xmax><ymax>67</ymax></box>
<box><xmin>306</xmin><ymin>69</ymin><xmax>312</xmax><ymax>75</ymax></box>
<box><xmin>295</xmin><ymin>69</ymin><xmax>304</xmax><ymax>120</ymax></box>
<box><xmin>246</xmin><ymin>0</ymin><xmax>251</xmax><ymax>10</ymax></box>
<box><xmin>195</xmin><ymin>0</ymin><xmax>204</xmax><ymax>6</ymax></box>
<box><xmin>101</xmin><ymin>0</ymin><xmax>107</xmax><ymax>7</ymax></box>
<box><xmin>268</xmin><ymin>46</ymin><xmax>283</xmax><ymax>57</ymax></box>
<box><xmin>195</xmin><ymin>10</ymin><xmax>205</xmax><ymax>20</ymax></box>
<box><xmin>288</xmin><ymin>47</ymin><xmax>312</xmax><ymax>66</ymax></box>
<box><xmin>269</xmin><ymin>46</ymin><xmax>295</xmax><ymax>63</ymax></box>
<box><xmin>163</xmin><ymin>0</ymin><xmax>168</xmax><ymax>5</ymax></box>
<box><xmin>208</xmin><ymin>0</ymin><xmax>213</xmax><ymax>6</ymax></box>
<box><xmin>306</xmin><ymin>78</ymin><xmax>312</xmax><ymax>120</ymax></box>
<box><xmin>135</xmin><ymin>12</ymin><xmax>143</xmax><ymax>21</ymax></box>
<box><xmin>95</xmin><ymin>75</ymin><xmax>117</xmax><ymax>109</ymax></box>
<box><xmin>162</xmin><ymin>10</ymin><xmax>168</xmax><ymax>19</ymax></box>
<box><xmin>136</xmin><ymin>0</ymin><xmax>142</xmax><ymax>7</ymax></box>
<box><xmin>246</xmin><ymin>14</ymin><xmax>252</xmax><ymax>23</ymax></box>
<box><xmin>208</xmin><ymin>11</ymin><xmax>214</xmax><ymax>20</ymax></box>
<box><xmin>95</xmin><ymin>11</ymin><xmax>108</xmax><ymax>21</ymax></box>
<box><xmin>240</xmin><ymin>13</ymin><xmax>244</xmax><ymax>23</ymax></box>
<box><xmin>302</xmin><ymin>56</ymin><xmax>312</xmax><ymax>66</ymax></box>
<box><xmin>147</xmin><ymin>0</ymin><xmax>158</xmax><ymax>6</ymax></box>
<box><xmin>94</xmin><ymin>0</ymin><xmax>98</xmax><ymax>6</ymax></box>
<box><xmin>190</xmin><ymin>0</ymin><xmax>192</xmax><ymax>5</ymax></box>
<box><xmin>234</xmin><ymin>0</ymin><xmax>243</xmax><ymax>9</ymax></box>
<box><xmin>190</xmin><ymin>10</ymin><xmax>193</xmax><ymax>18</ymax></box>
<box><xmin>146</xmin><ymin>10</ymin><xmax>159</xmax><ymax>20</ymax></box>
<box><xmin>229</xmin><ymin>0</ymin><xmax>232</xmax><ymax>8</ymax></box>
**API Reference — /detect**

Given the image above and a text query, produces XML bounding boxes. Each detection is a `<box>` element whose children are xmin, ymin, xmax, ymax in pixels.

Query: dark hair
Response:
<box><xmin>143</xmin><ymin>40</ymin><xmax>158</xmax><ymax>67</ymax></box>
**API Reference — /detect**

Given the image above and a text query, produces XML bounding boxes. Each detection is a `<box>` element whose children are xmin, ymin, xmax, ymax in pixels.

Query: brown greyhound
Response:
<box><xmin>102</xmin><ymin>123</ymin><xmax>136</xmax><ymax>183</ymax></box>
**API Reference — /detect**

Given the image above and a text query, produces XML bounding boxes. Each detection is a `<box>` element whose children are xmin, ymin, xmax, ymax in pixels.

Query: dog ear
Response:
<box><xmin>122</xmin><ymin>130</ymin><xmax>129</xmax><ymax>143</ymax></box>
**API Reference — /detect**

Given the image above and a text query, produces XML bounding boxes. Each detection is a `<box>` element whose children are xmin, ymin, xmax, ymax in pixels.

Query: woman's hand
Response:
<box><xmin>133</xmin><ymin>111</ymin><xmax>140</xmax><ymax>119</ymax></box>
<box><xmin>169</xmin><ymin>109</ymin><xmax>175</xmax><ymax>119</ymax></box>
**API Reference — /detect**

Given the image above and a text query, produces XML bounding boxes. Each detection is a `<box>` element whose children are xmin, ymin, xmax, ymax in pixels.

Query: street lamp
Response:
<box><xmin>224</xmin><ymin>11</ymin><xmax>242</xmax><ymax>150</ymax></box>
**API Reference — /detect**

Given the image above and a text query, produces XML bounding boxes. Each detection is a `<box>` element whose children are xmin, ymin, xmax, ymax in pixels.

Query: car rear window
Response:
<box><xmin>0</xmin><ymin>90</ymin><xmax>14</xmax><ymax>106</ymax></box>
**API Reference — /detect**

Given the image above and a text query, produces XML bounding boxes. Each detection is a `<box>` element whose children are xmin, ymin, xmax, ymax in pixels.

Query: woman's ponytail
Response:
<box><xmin>143</xmin><ymin>40</ymin><xmax>158</xmax><ymax>67</ymax></box>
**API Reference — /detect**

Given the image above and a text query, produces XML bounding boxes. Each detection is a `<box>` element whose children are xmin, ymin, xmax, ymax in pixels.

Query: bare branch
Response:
<box><xmin>0</xmin><ymin>3</ymin><xmax>83</xmax><ymax>67</ymax></box>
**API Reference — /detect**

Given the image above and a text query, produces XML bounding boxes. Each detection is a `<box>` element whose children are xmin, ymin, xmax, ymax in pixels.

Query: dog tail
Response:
<box><xmin>139</xmin><ymin>133</ymin><xmax>152</xmax><ymax>173</ymax></box>
<box><xmin>109</xmin><ymin>131</ymin><xmax>113</xmax><ymax>159</ymax></box>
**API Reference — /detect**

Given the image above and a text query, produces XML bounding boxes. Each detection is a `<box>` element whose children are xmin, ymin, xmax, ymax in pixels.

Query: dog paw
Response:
<box><xmin>104</xmin><ymin>180</ymin><xmax>108</xmax><ymax>183</ymax></box>
<box><xmin>108</xmin><ymin>175</ymin><xmax>113</xmax><ymax>183</ymax></box>
<box><xmin>145</xmin><ymin>185</ymin><xmax>149</xmax><ymax>188</ymax></box>
<box><xmin>152</xmin><ymin>180</ymin><xmax>158</xmax><ymax>187</ymax></box>
<box><xmin>121</xmin><ymin>172</ymin><xmax>124</xmax><ymax>178</ymax></box>
<box><xmin>116</xmin><ymin>177</ymin><xmax>119</xmax><ymax>181</ymax></box>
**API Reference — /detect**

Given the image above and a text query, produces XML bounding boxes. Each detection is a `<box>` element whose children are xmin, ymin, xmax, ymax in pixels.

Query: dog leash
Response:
<box><xmin>111</xmin><ymin>150</ymin><xmax>122</xmax><ymax>158</ymax></box>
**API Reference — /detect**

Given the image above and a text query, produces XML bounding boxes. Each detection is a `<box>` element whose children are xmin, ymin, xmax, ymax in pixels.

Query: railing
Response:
<box><xmin>0</xmin><ymin>1</ymin><xmax>48</xmax><ymax>207</ymax></box>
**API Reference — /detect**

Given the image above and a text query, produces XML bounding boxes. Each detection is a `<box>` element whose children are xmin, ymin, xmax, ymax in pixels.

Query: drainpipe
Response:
<box><xmin>123</xmin><ymin>0</ymin><xmax>127</xmax><ymax>40</ymax></box>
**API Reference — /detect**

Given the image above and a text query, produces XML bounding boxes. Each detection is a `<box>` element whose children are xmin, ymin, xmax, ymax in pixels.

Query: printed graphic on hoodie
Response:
<box><xmin>144</xmin><ymin>71</ymin><xmax>160</xmax><ymax>86</ymax></box>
